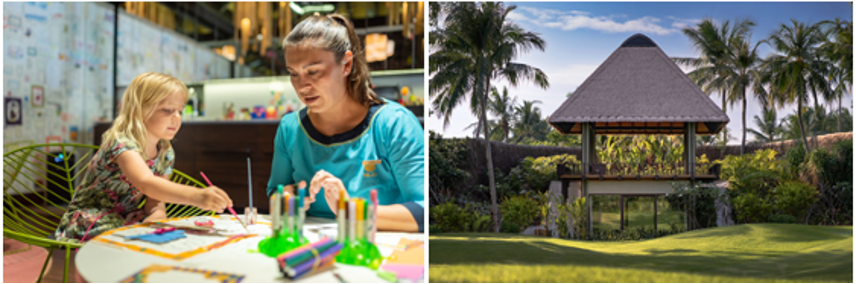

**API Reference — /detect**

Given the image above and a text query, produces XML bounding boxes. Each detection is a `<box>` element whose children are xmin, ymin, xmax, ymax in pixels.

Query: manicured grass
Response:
<box><xmin>429</xmin><ymin>224</ymin><xmax>852</xmax><ymax>282</ymax></box>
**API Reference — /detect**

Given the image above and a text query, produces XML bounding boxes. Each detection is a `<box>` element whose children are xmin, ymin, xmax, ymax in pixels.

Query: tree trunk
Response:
<box><xmin>838</xmin><ymin>96</ymin><xmax>842</xmax><ymax>133</ymax></box>
<box><xmin>720</xmin><ymin>90</ymin><xmax>728</xmax><ymax>157</ymax></box>
<box><xmin>483</xmin><ymin>80</ymin><xmax>499</xmax><ymax>233</ymax></box>
<box><xmin>810</xmin><ymin>88</ymin><xmax>820</xmax><ymax>148</ymax></box>
<box><xmin>797</xmin><ymin>98</ymin><xmax>811</xmax><ymax>153</ymax></box>
<box><xmin>741</xmin><ymin>89</ymin><xmax>747</xmax><ymax>155</ymax></box>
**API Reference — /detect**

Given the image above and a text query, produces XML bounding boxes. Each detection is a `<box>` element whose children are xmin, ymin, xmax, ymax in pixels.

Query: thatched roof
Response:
<box><xmin>548</xmin><ymin>34</ymin><xmax>729</xmax><ymax>135</ymax></box>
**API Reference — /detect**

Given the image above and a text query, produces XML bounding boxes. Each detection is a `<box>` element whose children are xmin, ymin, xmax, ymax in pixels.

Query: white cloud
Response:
<box><xmin>667</xmin><ymin>16</ymin><xmax>702</xmax><ymax>30</ymax></box>
<box><xmin>510</xmin><ymin>6</ymin><xmax>716</xmax><ymax>36</ymax></box>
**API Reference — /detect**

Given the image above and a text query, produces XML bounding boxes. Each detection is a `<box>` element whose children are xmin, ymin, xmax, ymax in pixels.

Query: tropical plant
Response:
<box><xmin>748</xmin><ymin>105</ymin><xmax>782</xmax><ymax>143</ymax></box>
<box><xmin>520</xmin><ymin>130</ymin><xmax>582</xmax><ymax>147</ymax></box>
<box><xmin>464</xmin><ymin>86</ymin><xmax>519</xmax><ymax>142</ymax></box>
<box><xmin>820</xmin><ymin>18</ymin><xmax>852</xmax><ymax>133</ymax></box>
<box><xmin>490</xmin><ymin>86</ymin><xmax>518</xmax><ymax>142</ymax></box>
<box><xmin>726</xmin><ymin>26</ymin><xmax>767</xmax><ymax>155</ymax></box>
<box><xmin>430</xmin><ymin>2</ymin><xmax>550</xmax><ymax>232</ymax></box>
<box><xmin>675</xmin><ymin>18</ymin><xmax>756</xmax><ymax>149</ymax></box>
<box><xmin>764</xmin><ymin>20</ymin><xmax>832</xmax><ymax>153</ymax></box>
<box><xmin>511</xmin><ymin>100</ymin><xmax>551</xmax><ymax>143</ymax></box>
<box><xmin>780</xmin><ymin>105</ymin><xmax>840</xmax><ymax>145</ymax></box>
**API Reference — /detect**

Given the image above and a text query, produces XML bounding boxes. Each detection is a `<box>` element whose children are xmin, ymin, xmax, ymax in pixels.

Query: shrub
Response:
<box><xmin>509</xmin><ymin>154</ymin><xmax>580</xmax><ymax>193</ymax></box>
<box><xmin>428</xmin><ymin>224</ymin><xmax>441</xmax><ymax>234</ymax></box>
<box><xmin>719</xmin><ymin>149</ymin><xmax>786</xmax><ymax>197</ymax></box>
<box><xmin>500</xmin><ymin>220</ymin><xmax>522</xmax><ymax>234</ymax></box>
<box><xmin>500</xmin><ymin>195</ymin><xmax>540</xmax><ymax>232</ymax></box>
<box><xmin>784</xmin><ymin>142</ymin><xmax>807</xmax><ymax>176</ymax></box>
<box><xmin>803</xmin><ymin>139</ymin><xmax>853</xmax><ymax>187</ymax></box>
<box><xmin>768</xmin><ymin>214</ymin><xmax>797</xmax><ymax>224</ymax></box>
<box><xmin>428</xmin><ymin>132</ymin><xmax>471</xmax><ymax>206</ymax></box>
<box><xmin>471</xmin><ymin>211</ymin><xmax>492</xmax><ymax>232</ymax></box>
<box><xmin>732</xmin><ymin>192</ymin><xmax>773</xmax><ymax>224</ymax></box>
<box><xmin>430</xmin><ymin>202</ymin><xmax>473</xmax><ymax>233</ymax></box>
<box><xmin>475</xmin><ymin>168</ymin><xmax>525</xmax><ymax>202</ymax></box>
<box><xmin>773</xmin><ymin>181</ymin><xmax>818</xmax><ymax>222</ymax></box>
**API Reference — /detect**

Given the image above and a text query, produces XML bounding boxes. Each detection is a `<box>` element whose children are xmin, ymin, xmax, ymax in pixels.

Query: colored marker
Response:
<box><xmin>348</xmin><ymin>200</ymin><xmax>356</xmax><ymax>241</ymax></box>
<box><xmin>370</xmin><ymin>189</ymin><xmax>378</xmax><ymax>243</ymax></box>
<box><xmin>288</xmin><ymin>192</ymin><xmax>295</xmax><ymax>235</ymax></box>
<box><xmin>366</xmin><ymin>203</ymin><xmax>373</xmax><ymax>242</ymax></box>
<box><xmin>272</xmin><ymin>185</ymin><xmax>283</xmax><ymax>233</ymax></box>
<box><xmin>356</xmin><ymin>199</ymin><xmax>364</xmax><ymax>240</ymax></box>
<box><xmin>337</xmin><ymin>190</ymin><xmax>345</xmax><ymax>242</ymax></box>
<box><xmin>285</xmin><ymin>193</ymin><xmax>293</xmax><ymax>235</ymax></box>
<box><xmin>297</xmin><ymin>181</ymin><xmax>306</xmax><ymax>238</ymax></box>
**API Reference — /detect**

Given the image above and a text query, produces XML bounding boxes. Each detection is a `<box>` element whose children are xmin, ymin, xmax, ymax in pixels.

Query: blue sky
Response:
<box><xmin>428</xmin><ymin>1</ymin><xmax>853</xmax><ymax>144</ymax></box>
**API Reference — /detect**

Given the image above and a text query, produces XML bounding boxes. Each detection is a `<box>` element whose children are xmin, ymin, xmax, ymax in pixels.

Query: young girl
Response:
<box><xmin>55</xmin><ymin>72</ymin><xmax>233</xmax><ymax>242</ymax></box>
<box><xmin>268</xmin><ymin>13</ymin><xmax>425</xmax><ymax>232</ymax></box>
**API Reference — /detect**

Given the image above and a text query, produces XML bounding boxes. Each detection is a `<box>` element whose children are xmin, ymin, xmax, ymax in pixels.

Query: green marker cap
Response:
<box><xmin>277</xmin><ymin>184</ymin><xmax>284</xmax><ymax>194</ymax></box>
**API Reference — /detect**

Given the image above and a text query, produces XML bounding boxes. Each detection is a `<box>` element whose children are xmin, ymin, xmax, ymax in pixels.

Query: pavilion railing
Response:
<box><xmin>558</xmin><ymin>162</ymin><xmax>721</xmax><ymax>179</ymax></box>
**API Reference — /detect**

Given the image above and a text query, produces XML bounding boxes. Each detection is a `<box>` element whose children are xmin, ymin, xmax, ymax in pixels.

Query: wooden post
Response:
<box><xmin>685</xmin><ymin>122</ymin><xmax>696</xmax><ymax>177</ymax></box>
<box><xmin>620</xmin><ymin>195</ymin><xmax>625</xmax><ymax>231</ymax></box>
<box><xmin>654</xmin><ymin>195</ymin><xmax>658</xmax><ymax>231</ymax></box>
<box><xmin>581</xmin><ymin>123</ymin><xmax>594</xmax><ymax>233</ymax></box>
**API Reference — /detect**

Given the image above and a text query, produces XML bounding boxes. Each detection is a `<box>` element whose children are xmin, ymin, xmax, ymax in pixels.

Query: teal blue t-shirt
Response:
<box><xmin>266</xmin><ymin>99</ymin><xmax>424</xmax><ymax>225</ymax></box>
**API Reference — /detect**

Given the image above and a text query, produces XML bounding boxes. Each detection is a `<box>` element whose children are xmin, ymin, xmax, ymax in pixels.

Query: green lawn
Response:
<box><xmin>430</xmin><ymin>224</ymin><xmax>852</xmax><ymax>282</ymax></box>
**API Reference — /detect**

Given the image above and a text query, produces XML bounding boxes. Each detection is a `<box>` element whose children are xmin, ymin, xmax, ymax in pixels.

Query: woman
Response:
<box><xmin>267</xmin><ymin>13</ymin><xmax>424</xmax><ymax>232</ymax></box>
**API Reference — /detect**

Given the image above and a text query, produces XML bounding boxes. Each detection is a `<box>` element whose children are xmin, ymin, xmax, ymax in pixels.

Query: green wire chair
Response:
<box><xmin>3</xmin><ymin>143</ymin><xmax>214</xmax><ymax>282</ymax></box>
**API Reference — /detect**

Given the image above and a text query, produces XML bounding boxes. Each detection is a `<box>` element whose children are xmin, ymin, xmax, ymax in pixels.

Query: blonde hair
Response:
<box><xmin>102</xmin><ymin>72</ymin><xmax>188</xmax><ymax>160</ymax></box>
<box><xmin>283</xmin><ymin>13</ymin><xmax>383</xmax><ymax>106</ymax></box>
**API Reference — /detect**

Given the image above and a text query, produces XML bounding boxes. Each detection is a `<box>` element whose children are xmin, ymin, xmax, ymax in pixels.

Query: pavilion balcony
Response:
<box><xmin>557</xmin><ymin>162</ymin><xmax>720</xmax><ymax>181</ymax></box>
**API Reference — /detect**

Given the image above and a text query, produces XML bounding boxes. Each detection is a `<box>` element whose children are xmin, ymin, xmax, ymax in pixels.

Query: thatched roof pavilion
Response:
<box><xmin>546</xmin><ymin>34</ymin><xmax>730</xmax><ymax>232</ymax></box>
<box><xmin>548</xmin><ymin>34</ymin><xmax>729</xmax><ymax>135</ymax></box>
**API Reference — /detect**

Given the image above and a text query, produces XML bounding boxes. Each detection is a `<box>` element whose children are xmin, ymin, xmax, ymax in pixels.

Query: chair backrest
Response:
<box><xmin>3</xmin><ymin>143</ymin><xmax>213</xmax><ymax>240</ymax></box>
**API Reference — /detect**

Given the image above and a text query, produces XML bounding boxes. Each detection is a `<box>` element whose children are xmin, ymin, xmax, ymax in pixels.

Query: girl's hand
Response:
<box><xmin>193</xmin><ymin>186</ymin><xmax>232</xmax><ymax>213</ymax></box>
<box><xmin>308</xmin><ymin>170</ymin><xmax>348</xmax><ymax>216</ymax></box>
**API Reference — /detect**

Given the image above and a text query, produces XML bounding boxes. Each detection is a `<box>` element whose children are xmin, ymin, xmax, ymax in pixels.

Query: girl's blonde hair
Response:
<box><xmin>283</xmin><ymin>13</ymin><xmax>383</xmax><ymax>106</ymax></box>
<box><xmin>102</xmin><ymin>72</ymin><xmax>188</xmax><ymax>160</ymax></box>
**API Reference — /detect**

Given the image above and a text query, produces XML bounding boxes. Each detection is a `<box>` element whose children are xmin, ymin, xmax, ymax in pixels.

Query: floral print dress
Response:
<box><xmin>54</xmin><ymin>136</ymin><xmax>175</xmax><ymax>242</ymax></box>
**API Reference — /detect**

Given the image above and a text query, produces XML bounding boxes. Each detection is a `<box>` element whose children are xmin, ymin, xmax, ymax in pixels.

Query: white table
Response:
<box><xmin>75</xmin><ymin>215</ymin><xmax>423</xmax><ymax>283</ymax></box>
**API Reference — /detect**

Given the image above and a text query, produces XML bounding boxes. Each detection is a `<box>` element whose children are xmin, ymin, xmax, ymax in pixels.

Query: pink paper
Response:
<box><xmin>379</xmin><ymin>264</ymin><xmax>424</xmax><ymax>281</ymax></box>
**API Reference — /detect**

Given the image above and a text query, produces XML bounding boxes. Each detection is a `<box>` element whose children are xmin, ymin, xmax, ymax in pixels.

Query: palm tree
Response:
<box><xmin>430</xmin><ymin>2</ymin><xmax>549</xmax><ymax>232</ymax></box>
<box><xmin>464</xmin><ymin>119</ymin><xmax>504</xmax><ymax>141</ymax></box>
<box><xmin>820</xmin><ymin>18</ymin><xmax>852</xmax><ymax>133</ymax></box>
<box><xmin>489</xmin><ymin>86</ymin><xmax>518</xmax><ymax>142</ymax></box>
<box><xmin>511</xmin><ymin>100</ymin><xmax>550</xmax><ymax>143</ymax></box>
<box><xmin>721</xmin><ymin>27</ymin><xmax>766</xmax><ymax>155</ymax></box>
<box><xmin>748</xmin><ymin>105</ymin><xmax>782</xmax><ymax>143</ymax></box>
<box><xmin>675</xmin><ymin>18</ymin><xmax>755</xmax><ymax>152</ymax></box>
<box><xmin>764</xmin><ymin>20</ymin><xmax>829</xmax><ymax>153</ymax></box>
<box><xmin>781</xmin><ymin>105</ymin><xmax>834</xmax><ymax>143</ymax></box>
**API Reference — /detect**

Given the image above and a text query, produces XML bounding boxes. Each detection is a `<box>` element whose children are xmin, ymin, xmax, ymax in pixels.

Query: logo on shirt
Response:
<box><xmin>363</xmin><ymin>160</ymin><xmax>381</xmax><ymax>178</ymax></box>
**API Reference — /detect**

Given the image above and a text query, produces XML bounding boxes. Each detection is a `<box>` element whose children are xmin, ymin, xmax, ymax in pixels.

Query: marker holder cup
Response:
<box><xmin>244</xmin><ymin>207</ymin><xmax>257</xmax><ymax>225</ymax></box>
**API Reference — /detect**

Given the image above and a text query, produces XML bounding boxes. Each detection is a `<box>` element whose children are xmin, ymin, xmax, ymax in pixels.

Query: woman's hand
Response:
<box><xmin>308</xmin><ymin>170</ymin><xmax>349</xmax><ymax>215</ymax></box>
<box><xmin>285</xmin><ymin>181</ymin><xmax>314</xmax><ymax>212</ymax></box>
